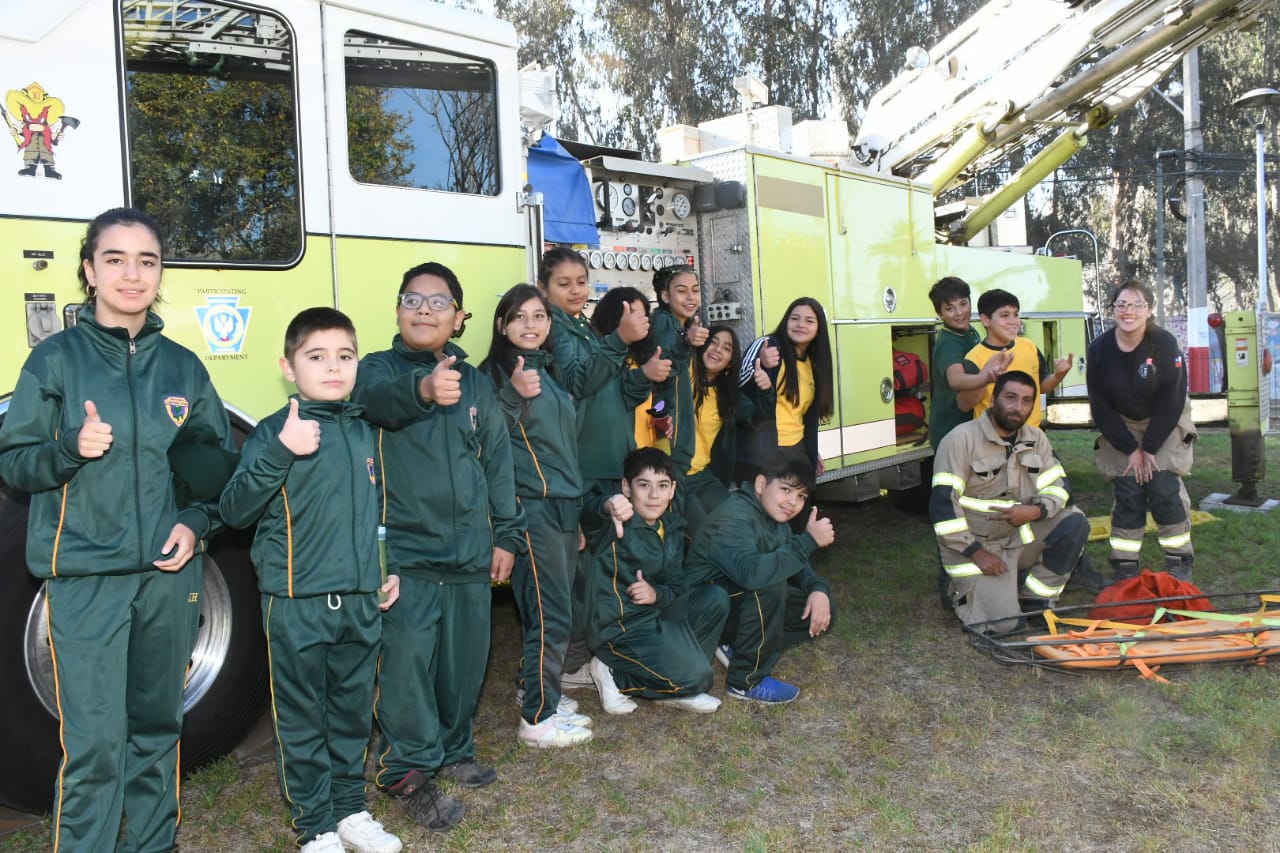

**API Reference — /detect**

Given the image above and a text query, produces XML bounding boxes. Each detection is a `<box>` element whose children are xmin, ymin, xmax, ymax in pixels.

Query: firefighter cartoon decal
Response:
<box><xmin>3</xmin><ymin>82</ymin><xmax>79</xmax><ymax>180</ymax></box>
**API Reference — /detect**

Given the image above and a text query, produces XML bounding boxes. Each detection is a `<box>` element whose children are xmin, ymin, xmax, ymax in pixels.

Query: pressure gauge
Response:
<box><xmin>622</xmin><ymin>197</ymin><xmax>637</xmax><ymax>217</ymax></box>
<box><xmin>588</xmin><ymin>250</ymin><xmax>603</xmax><ymax>269</ymax></box>
<box><xmin>640</xmin><ymin>254</ymin><xmax>654</xmax><ymax>271</ymax></box>
<box><xmin>670</xmin><ymin>192</ymin><xmax>692</xmax><ymax>220</ymax></box>
<box><xmin>603</xmin><ymin>251</ymin><xmax>617</xmax><ymax>270</ymax></box>
<box><xmin>628</xmin><ymin>253</ymin><xmax>641</xmax><ymax>271</ymax></box>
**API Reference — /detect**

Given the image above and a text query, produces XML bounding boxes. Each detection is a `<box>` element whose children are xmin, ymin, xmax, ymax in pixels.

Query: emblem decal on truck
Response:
<box><xmin>194</xmin><ymin>294</ymin><xmax>252</xmax><ymax>356</ymax></box>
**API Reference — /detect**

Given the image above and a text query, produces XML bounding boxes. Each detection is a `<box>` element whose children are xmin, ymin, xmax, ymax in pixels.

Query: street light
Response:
<box><xmin>1231</xmin><ymin>86</ymin><xmax>1280</xmax><ymax>312</ymax></box>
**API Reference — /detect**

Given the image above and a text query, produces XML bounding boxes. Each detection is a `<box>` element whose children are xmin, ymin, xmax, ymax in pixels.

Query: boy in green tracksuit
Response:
<box><xmin>685</xmin><ymin>452</ymin><xmax>835</xmax><ymax>705</ymax></box>
<box><xmin>220</xmin><ymin>308</ymin><xmax>402</xmax><ymax>853</ymax></box>
<box><xmin>353</xmin><ymin>262</ymin><xmax>525</xmax><ymax>832</ymax></box>
<box><xmin>587</xmin><ymin>448</ymin><xmax>729</xmax><ymax>715</ymax></box>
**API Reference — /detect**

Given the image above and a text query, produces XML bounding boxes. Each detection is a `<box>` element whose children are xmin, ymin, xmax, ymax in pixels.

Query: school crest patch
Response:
<box><xmin>367</xmin><ymin>457</ymin><xmax>377</xmax><ymax>485</ymax></box>
<box><xmin>164</xmin><ymin>395</ymin><xmax>190</xmax><ymax>427</ymax></box>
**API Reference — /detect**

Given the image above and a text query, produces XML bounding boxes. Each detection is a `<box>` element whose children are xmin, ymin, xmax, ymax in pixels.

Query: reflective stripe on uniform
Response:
<box><xmin>1018</xmin><ymin>523</ymin><xmax>1035</xmax><ymax>545</ymax></box>
<box><xmin>933</xmin><ymin>517</ymin><xmax>969</xmax><ymax>536</ymax></box>
<box><xmin>1023</xmin><ymin>575</ymin><xmax>1065</xmax><ymax>598</ymax></box>
<box><xmin>1158</xmin><ymin>531</ymin><xmax>1192</xmax><ymax>549</ymax></box>
<box><xmin>943</xmin><ymin>562</ymin><xmax>983</xmax><ymax>578</ymax></box>
<box><xmin>1038</xmin><ymin>485</ymin><xmax>1069</xmax><ymax>504</ymax></box>
<box><xmin>932</xmin><ymin>471</ymin><xmax>966</xmax><ymax>494</ymax></box>
<box><xmin>1036</xmin><ymin>465</ymin><xmax>1065</xmax><ymax>489</ymax></box>
<box><xmin>958</xmin><ymin>496</ymin><xmax>1017</xmax><ymax>513</ymax></box>
<box><xmin>1109</xmin><ymin>536</ymin><xmax>1142</xmax><ymax>553</ymax></box>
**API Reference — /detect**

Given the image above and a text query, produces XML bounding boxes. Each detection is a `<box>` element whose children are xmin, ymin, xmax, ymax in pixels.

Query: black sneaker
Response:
<box><xmin>436</xmin><ymin>757</ymin><xmax>497</xmax><ymax>788</ymax></box>
<box><xmin>387</xmin><ymin>770</ymin><xmax>464</xmax><ymax>832</ymax></box>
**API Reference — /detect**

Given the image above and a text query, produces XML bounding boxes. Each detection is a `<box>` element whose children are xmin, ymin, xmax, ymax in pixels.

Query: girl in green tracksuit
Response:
<box><xmin>479</xmin><ymin>284</ymin><xmax>593</xmax><ymax>749</ymax></box>
<box><xmin>0</xmin><ymin>208</ymin><xmax>235</xmax><ymax>853</ymax></box>
<box><xmin>538</xmin><ymin>249</ymin><xmax>656</xmax><ymax>677</ymax></box>
<box><xmin>353</xmin><ymin>262</ymin><xmax>525</xmax><ymax>833</ymax></box>
<box><xmin>648</xmin><ymin>264</ymin><xmax>709</xmax><ymax>477</ymax></box>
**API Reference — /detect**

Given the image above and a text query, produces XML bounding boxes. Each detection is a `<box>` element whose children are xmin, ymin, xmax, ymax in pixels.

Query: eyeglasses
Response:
<box><xmin>399</xmin><ymin>292</ymin><xmax>458</xmax><ymax>312</ymax></box>
<box><xmin>1113</xmin><ymin>301</ymin><xmax>1148</xmax><ymax>313</ymax></box>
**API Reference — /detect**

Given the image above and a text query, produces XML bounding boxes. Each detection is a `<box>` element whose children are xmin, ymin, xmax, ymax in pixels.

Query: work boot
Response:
<box><xmin>1110</xmin><ymin>559</ymin><xmax>1140</xmax><ymax>581</ymax></box>
<box><xmin>1067</xmin><ymin>553</ymin><xmax>1109</xmax><ymax>592</ymax></box>
<box><xmin>44</xmin><ymin>167</ymin><xmax>62</xmax><ymax>180</ymax></box>
<box><xmin>1166</xmin><ymin>554</ymin><xmax>1193</xmax><ymax>583</ymax></box>
<box><xmin>17</xmin><ymin>165</ymin><xmax>36</xmax><ymax>177</ymax></box>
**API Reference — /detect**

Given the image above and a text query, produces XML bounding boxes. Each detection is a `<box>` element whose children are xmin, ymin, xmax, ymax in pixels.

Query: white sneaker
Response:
<box><xmin>556</xmin><ymin>706</ymin><xmax>593</xmax><ymax>728</ymax></box>
<box><xmin>561</xmin><ymin>662</ymin><xmax>594</xmax><ymax>688</ymax></box>
<box><xmin>657</xmin><ymin>692</ymin><xmax>721</xmax><ymax>713</ymax></box>
<box><xmin>514</xmin><ymin>689</ymin><xmax>579</xmax><ymax>715</ymax></box>
<box><xmin>518</xmin><ymin>716</ymin><xmax>594</xmax><ymax>748</ymax></box>
<box><xmin>589</xmin><ymin>656</ymin><xmax>637</xmax><ymax>714</ymax></box>
<box><xmin>301</xmin><ymin>831</ymin><xmax>345</xmax><ymax>853</ymax></box>
<box><xmin>336</xmin><ymin>811</ymin><xmax>402</xmax><ymax>853</ymax></box>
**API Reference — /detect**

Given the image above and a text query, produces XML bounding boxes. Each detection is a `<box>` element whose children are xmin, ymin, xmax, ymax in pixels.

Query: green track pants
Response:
<box><xmin>45</xmin><ymin>565</ymin><xmax>202</xmax><ymax>853</ymax></box>
<box><xmin>263</xmin><ymin>592</ymin><xmax>381</xmax><ymax>844</ymax></box>
<box><xmin>373</xmin><ymin>575</ymin><xmax>490</xmax><ymax>787</ymax></box>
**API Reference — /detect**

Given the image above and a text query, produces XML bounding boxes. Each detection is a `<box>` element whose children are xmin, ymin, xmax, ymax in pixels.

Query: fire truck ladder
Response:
<box><xmin>852</xmin><ymin>0</ymin><xmax>1269</xmax><ymax>244</ymax></box>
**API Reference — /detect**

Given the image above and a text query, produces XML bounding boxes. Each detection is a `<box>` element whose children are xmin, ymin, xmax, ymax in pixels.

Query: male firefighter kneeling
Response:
<box><xmin>930</xmin><ymin>370</ymin><xmax>1089</xmax><ymax>634</ymax></box>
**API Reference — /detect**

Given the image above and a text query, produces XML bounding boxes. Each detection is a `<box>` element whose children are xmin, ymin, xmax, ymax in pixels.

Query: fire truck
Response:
<box><xmin>0</xmin><ymin>0</ymin><xmax>1263</xmax><ymax>812</ymax></box>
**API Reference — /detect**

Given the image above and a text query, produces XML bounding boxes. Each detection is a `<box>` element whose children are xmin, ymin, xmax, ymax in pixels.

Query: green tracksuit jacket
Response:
<box><xmin>650</xmin><ymin>310</ymin><xmax>695</xmax><ymax>470</ymax></box>
<box><xmin>0</xmin><ymin>307</ymin><xmax>231</xmax><ymax>575</ymax></box>
<box><xmin>547</xmin><ymin>306</ymin><xmax>651</xmax><ymax>484</ymax></box>
<box><xmin>496</xmin><ymin>349</ymin><xmax>583</xmax><ymax>501</ymax></box>
<box><xmin>591</xmin><ymin>511</ymin><xmax>720</xmax><ymax>697</ymax></box>
<box><xmin>219</xmin><ymin>398</ymin><xmax>382</xmax><ymax>596</ymax></box>
<box><xmin>685</xmin><ymin>489</ymin><xmax>833</xmax><ymax>690</ymax></box>
<box><xmin>352</xmin><ymin>337</ymin><xmax>525</xmax><ymax>577</ymax></box>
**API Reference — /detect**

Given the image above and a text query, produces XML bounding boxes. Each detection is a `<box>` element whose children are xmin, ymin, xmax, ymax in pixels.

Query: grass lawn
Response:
<box><xmin>4</xmin><ymin>429</ymin><xmax>1280</xmax><ymax>851</ymax></box>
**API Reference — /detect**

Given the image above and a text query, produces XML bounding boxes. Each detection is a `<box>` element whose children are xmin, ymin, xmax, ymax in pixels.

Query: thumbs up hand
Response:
<box><xmin>686</xmin><ymin>315</ymin><xmax>709</xmax><ymax>348</ymax></box>
<box><xmin>759</xmin><ymin>338</ymin><xmax>780</xmax><ymax>369</ymax></box>
<box><xmin>77</xmin><ymin>400</ymin><xmax>114</xmax><ymax>458</ymax></box>
<box><xmin>805</xmin><ymin>506</ymin><xmax>835</xmax><ymax>548</ymax></box>
<box><xmin>278</xmin><ymin>398</ymin><xmax>321</xmax><ymax>456</ymax></box>
<box><xmin>618</xmin><ymin>300</ymin><xmax>650</xmax><ymax>344</ymax></box>
<box><xmin>627</xmin><ymin>568</ymin><xmax>657</xmax><ymax>605</ymax></box>
<box><xmin>420</xmin><ymin>354</ymin><xmax>462</xmax><ymax>406</ymax></box>
<box><xmin>753</xmin><ymin>357</ymin><xmax>772</xmax><ymax>390</ymax></box>
<box><xmin>510</xmin><ymin>355</ymin><xmax>542</xmax><ymax>399</ymax></box>
<box><xmin>642</xmin><ymin>346</ymin><xmax>672</xmax><ymax>383</ymax></box>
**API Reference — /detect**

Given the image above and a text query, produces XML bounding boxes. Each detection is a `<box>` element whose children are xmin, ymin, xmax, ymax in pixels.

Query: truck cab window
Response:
<box><xmin>344</xmin><ymin>31</ymin><xmax>499</xmax><ymax>196</ymax></box>
<box><xmin>120</xmin><ymin>1</ymin><xmax>302</xmax><ymax>264</ymax></box>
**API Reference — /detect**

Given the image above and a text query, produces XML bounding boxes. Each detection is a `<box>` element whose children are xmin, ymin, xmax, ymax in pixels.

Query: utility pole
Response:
<box><xmin>1183</xmin><ymin>48</ymin><xmax>1210</xmax><ymax>393</ymax></box>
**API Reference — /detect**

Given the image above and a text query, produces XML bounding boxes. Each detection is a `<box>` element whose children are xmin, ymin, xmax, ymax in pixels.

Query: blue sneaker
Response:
<box><xmin>714</xmin><ymin>644</ymin><xmax>732</xmax><ymax>668</ymax></box>
<box><xmin>726</xmin><ymin>676</ymin><xmax>799</xmax><ymax>705</ymax></box>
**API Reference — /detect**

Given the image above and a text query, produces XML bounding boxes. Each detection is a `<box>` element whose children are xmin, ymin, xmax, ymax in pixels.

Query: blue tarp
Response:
<box><xmin>527</xmin><ymin>135</ymin><xmax>599</xmax><ymax>246</ymax></box>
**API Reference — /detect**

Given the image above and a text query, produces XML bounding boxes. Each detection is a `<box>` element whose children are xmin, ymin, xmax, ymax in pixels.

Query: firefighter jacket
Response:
<box><xmin>929</xmin><ymin>413</ymin><xmax>1070</xmax><ymax>573</ymax></box>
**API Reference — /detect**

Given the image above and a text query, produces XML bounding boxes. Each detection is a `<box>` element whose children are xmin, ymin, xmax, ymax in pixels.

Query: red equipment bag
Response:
<box><xmin>1089</xmin><ymin>568</ymin><xmax>1214</xmax><ymax>624</ymax></box>
<box><xmin>892</xmin><ymin>350</ymin><xmax>927</xmax><ymax>394</ymax></box>
<box><xmin>894</xmin><ymin>396</ymin><xmax>926</xmax><ymax>436</ymax></box>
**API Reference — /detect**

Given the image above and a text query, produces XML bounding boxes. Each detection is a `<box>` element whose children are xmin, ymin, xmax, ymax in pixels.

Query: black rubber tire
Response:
<box><xmin>0</xmin><ymin>413</ymin><xmax>268</xmax><ymax>815</ymax></box>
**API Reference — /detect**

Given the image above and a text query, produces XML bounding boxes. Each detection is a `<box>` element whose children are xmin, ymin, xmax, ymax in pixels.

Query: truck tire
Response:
<box><xmin>0</xmin><ymin>405</ymin><xmax>268</xmax><ymax>815</ymax></box>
